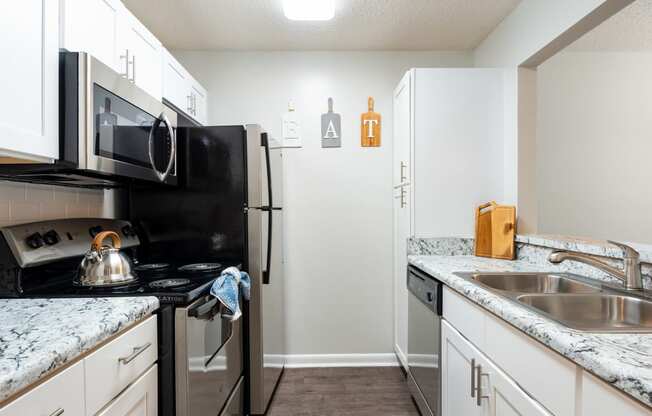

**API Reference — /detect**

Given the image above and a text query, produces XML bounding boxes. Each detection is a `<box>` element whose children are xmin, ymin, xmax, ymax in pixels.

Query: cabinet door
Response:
<box><xmin>0</xmin><ymin>361</ymin><xmax>85</xmax><ymax>416</ymax></box>
<box><xmin>581</xmin><ymin>371</ymin><xmax>651</xmax><ymax>416</ymax></box>
<box><xmin>441</xmin><ymin>320</ymin><xmax>481</xmax><ymax>416</ymax></box>
<box><xmin>97</xmin><ymin>365</ymin><xmax>158</xmax><ymax>416</ymax></box>
<box><xmin>61</xmin><ymin>0</ymin><xmax>123</xmax><ymax>73</ymax></box>
<box><xmin>478</xmin><ymin>353</ymin><xmax>552</xmax><ymax>416</ymax></box>
<box><xmin>118</xmin><ymin>12</ymin><xmax>162</xmax><ymax>100</ymax></box>
<box><xmin>162</xmin><ymin>48</ymin><xmax>192</xmax><ymax>113</ymax></box>
<box><xmin>0</xmin><ymin>0</ymin><xmax>58</xmax><ymax>160</ymax></box>
<box><xmin>190</xmin><ymin>81</ymin><xmax>207</xmax><ymax>125</ymax></box>
<box><xmin>392</xmin><ymin>71</ymin><xmax>412</xmax><ymax>370</ymax></box>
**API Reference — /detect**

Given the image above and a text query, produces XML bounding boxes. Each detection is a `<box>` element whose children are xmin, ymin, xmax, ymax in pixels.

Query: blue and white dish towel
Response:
<box><xmin>210</xmin><ymin>266</ymin><xmax>251</xmax><ymax>321</ymax></box>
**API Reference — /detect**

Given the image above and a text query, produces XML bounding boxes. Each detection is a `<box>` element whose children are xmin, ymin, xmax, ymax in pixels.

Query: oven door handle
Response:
<box><xmin>203</xmin><ymin>310</ymin><xmax>239</xmax><ymax>368</ymax></box>
<box><xmin>189</xmin><ymin>297</ymin><xmax>220</xmax><ymax>319</ymax></box>
<box><xmin>148</xmin><ymin>112</ymin><xmax>176</xmax><ymax>182</ymax></box>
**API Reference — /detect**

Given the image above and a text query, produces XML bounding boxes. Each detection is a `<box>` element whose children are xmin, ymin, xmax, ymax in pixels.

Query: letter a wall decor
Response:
<box><xmin>321</xmin><ymin>97</ymin><xmax>341</xmax><ymax>148</ymax></box>
<box><xmin>361</xmin><ymin>97</ymin><xmax>381</xmax><ymax>147</ymax></box>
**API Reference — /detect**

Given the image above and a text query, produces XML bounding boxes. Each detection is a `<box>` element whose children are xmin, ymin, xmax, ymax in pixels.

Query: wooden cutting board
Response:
<box><xmin>474</xmin><ymin>201</ymin><xmax>516</xmax><ymax>260</ymax></box>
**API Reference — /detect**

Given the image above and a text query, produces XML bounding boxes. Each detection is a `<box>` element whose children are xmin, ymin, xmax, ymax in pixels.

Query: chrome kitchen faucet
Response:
<box><xmin>548</xmin><ymin>241</ymin><xmax>643</xmax><ymax>291</ymax></box>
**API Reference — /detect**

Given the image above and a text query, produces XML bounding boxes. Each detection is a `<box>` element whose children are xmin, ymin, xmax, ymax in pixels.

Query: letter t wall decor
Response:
<box><xmin>361</xmin><ymin>96</ymin><xmax>381</xmax><ymax>147</ymax></box>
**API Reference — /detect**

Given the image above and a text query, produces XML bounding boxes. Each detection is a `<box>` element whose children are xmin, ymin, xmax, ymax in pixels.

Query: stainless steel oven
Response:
<box><xmin>0</xmin><ymin>52</ymin><xmax>177</xmax><ymax>188</ymax></box>
<box><xmin>175</xmin><ymin>295</ymin><xmax>243</xmax><ymax>416</ymax></box>
<box><xmin>407</xmin><ymin>265</ymin><xmax>443</xmax><ymax>416</ymax></box>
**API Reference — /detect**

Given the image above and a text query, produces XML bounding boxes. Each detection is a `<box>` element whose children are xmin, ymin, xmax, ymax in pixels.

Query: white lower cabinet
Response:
<box><xmin>442</xmin><ymin>320</ymin><xmax>551</xmax><ymax>416</ymax></box>
<box><xmin>442</xmin><ymin>286</ymin><xmax>652</xmax><ymax>416</ymax></box>
<box><xmin>0</xmin><ymin>361</ymin><xmax>85</xmax><ymax>416</ymax></box>
<box><xmin>97</xmin><ymin>364</ymin><xmax>158</xmax><ymax>416</ymax></box>
<box><xmin>441</xmin><ymin>320</ymin><xmax>485</xmax><ymax>416</ymax></box>
<box><xmin>0</xmin><ymin>316</ymin><xmax>158</xmax><ymax>416</ymax></box>
<box><xmin>581</xmin><ymin>371</ymin><xmax>651</xmax><ymax>416</ymax></box>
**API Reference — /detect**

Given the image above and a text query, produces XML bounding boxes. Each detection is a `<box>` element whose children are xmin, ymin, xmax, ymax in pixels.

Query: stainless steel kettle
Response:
<box><xmin>76</xmin><ymin>231</ymin><xmax>137</xmax><ymax>287</ymax></box>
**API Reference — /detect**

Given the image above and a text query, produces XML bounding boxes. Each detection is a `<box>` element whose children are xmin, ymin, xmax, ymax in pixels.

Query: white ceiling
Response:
<box><xmin>122</xmin><ymin>0</ymin><xmax>521</xmax><ymax>51</ymax></box>
<box><xmin>568</xmin><ymin>0</ymin><xmax>652</xmax><ymax>51</ymax></box>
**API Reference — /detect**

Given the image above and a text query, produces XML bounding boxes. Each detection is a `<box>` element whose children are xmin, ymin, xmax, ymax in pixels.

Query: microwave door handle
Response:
<box><xmin>148</xmin><ymin>113</ymin><xmax>176</xmax><ymax>182</ymax></box>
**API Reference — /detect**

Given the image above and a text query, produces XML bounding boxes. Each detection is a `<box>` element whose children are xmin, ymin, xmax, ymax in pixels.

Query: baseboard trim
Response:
<box><xmin>394</xmin><ymin>343</ymin><xmax>408</xmax><ymax>370</ymax></box>
<box><xmin>283</xmin><ymin>353</ymin><xmax>399</xmax><ymax>368</ymax></box>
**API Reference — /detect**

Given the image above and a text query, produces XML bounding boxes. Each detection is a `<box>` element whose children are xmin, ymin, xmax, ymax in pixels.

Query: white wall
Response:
<box><xmin>473</xmin><ymin>0</ymin><xmax>633</xmax><ymax>233</ymax></box>
<box><xmin>174</xmin><ymin>50</ymin><xmax>472</xmax><ymax>356</ymax></box>
<box><xmin>0</xmin><ymin>182</ymin><xmax>112</xmax><ymax>227</ymax></box>
<box><xmin>537</xmin><ymin>51</ymin><xmax>652</xmax><ymax>243</ymax></box>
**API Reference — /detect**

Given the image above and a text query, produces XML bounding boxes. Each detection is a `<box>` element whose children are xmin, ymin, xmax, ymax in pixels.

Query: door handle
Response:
<box><xmin>131</xmin><ymin>54</ymin><xmax>136</xmax><ymax>83</ymax></box>
<box><xmin>400</xmin><ymin>161</ymin><xmax>407</xmax><ymax>182</ymax></box>
<box><xmin>118</xmin><ymin>342</ymin><xmax>152</xmax><ymax>365</ymax></box>
<box><xmin>120</xmin><ymin>49</ymin><xmax>130</xmax><ymax>79</ymax></box>
<box><xmin>471</xmin><ymin>358</ymin><xmax>476</xmax><ymax>398</ymax></box>
<box><xmin>475</xmin><ymin>364</ymin><xmax>489</xmax><ymax>406</ymax></box>
<box><xmin>49</xmin><ymin>409</ymin><xmax>64</xmax><ymax>416</ymax></box>
<box><xmin>148</xmin><ymin>113</ymin><xmax>176</xmax><ymax>182</ymax></box>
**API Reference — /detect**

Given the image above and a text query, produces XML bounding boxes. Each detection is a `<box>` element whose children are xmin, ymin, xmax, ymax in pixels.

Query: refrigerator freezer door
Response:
<box><xmin>248</xmin><ymin>130</ymin><xmax>286</xmax><ymax>414</ymax></box>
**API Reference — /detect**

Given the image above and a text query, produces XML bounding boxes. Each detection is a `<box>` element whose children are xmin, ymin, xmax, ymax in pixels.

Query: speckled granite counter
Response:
<box><xmin>408</xmin><ymin>254</ymin><xmax>652</xmax><ymax>408</ymax></box>
<box><xmin>0</xmin><ymin>297</ymin><xmax>159</xmax><ymax>403</ymax></box>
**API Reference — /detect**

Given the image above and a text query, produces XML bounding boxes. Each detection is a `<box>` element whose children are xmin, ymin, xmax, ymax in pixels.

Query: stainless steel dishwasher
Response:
<box><xmin>407</xmin><ymin>265</ymin><xmax>442</xmax><ymax>416</ymax></box>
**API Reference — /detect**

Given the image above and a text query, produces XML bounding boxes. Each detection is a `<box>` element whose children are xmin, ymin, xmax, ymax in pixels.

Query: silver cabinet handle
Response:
<box><xmin>187</xmin><ymin>95</ymin><xmax>193</xmax><ymax>113</ymax></box>
<box><xmin>400</xmin><ymin>161</ymin><xmax>407</xmax><ymax>182</ymax></box>
<box><xmin>118</xmin><ymin>342</ymin><xmax>152</xmax><ymax>365</ymax></box>
<box><xmin>49</xmin><ymin>409</ymin><xmax>64</xmax><ymax>416</ymax></box>
<box><xmin>470</xmin><ymin>358</ymin><xmax>476</xmax><ymax>398</ymax></box>
<box><xmin>120</xmin><ymin>49</ymin><xmax>130</xmax><ymax>79</ymax></box>
<box><xmin>131</xmin><ymin>54</ymin><xmax>136</xmax><ymax>83</ymax></box>
<box><xmin>475</xmin><ymin>364</ymin><xmax>489</xmax><ymax>406</ymax></box>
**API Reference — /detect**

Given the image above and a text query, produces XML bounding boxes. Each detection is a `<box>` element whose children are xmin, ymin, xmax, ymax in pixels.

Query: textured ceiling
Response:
<box><xmin>122</xmin><ymin>0</ymin><xmax>521</xmax><ymax>51</ymax></box>
<box><xmin>568</xmin><ymin>0</ymin><xmax>652</xmax><ymax>51</ymax></box>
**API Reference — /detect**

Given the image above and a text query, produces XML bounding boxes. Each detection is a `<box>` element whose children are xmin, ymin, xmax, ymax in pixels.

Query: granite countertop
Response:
<box><xmin>0</xmin><ymin>297</ymin><xmax>159</xmax><ymax>403</ymax></box>
<box><xmin>409</xmin><ymin>254</ymin><xmax>652</xmax><ymax>408</ymax></box>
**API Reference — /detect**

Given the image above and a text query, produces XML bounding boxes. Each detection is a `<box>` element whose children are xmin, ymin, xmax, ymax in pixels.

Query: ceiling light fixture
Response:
<box><xmin>283</xmin><ymin>0</ymin><xmax>334</xmax><ymax>21</ymax></box>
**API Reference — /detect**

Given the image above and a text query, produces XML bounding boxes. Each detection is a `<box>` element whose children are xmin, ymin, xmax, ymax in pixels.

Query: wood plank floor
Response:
<box><xmin>266</xmin><ymin>367</ymin><xmax>420</xmax><ymax>416</ymax></box>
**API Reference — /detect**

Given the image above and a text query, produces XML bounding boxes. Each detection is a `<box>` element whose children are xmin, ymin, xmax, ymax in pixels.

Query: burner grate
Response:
<box><xmin>149</xmin><ymin>278</ymin><xmax>191</xmax><ymax>289</ymax></box>
<box><xmin>178</xmin><ymin>263</ymin><xmax>222</xmax><ymax>273</ymax></box>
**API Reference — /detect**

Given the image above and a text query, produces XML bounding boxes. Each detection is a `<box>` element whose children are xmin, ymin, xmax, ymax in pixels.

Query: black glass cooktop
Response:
<box><xmin>11</xmin><ymin>260</ymin><xmax>240</xmax><ymax>305</ymax></box>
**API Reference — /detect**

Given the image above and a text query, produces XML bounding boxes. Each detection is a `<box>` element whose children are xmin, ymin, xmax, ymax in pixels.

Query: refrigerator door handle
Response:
<box><xmin>262</xmin><ymin>133</ymin><xmax>273</xmax><ymax>284</ymax></box>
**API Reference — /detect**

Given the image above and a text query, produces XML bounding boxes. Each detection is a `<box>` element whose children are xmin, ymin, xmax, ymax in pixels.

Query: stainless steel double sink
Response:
<box><xmin>455</xmin><ymin>272</ymin><xmax>652</xmax><ymax>333</ymax></box>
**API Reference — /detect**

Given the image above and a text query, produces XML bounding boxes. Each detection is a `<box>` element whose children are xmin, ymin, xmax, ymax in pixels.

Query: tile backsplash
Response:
<box><xmin>0</xmin><ymin>181</ymin><xmax>111</xmax><ymax>227</ymax></box>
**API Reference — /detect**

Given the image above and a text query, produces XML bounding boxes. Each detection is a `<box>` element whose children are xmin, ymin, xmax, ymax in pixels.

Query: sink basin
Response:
<box><xmin>471</xmin><ymin>273</ymin><xmax>601</xmax><ymax>294</ymax></box>
<box><xmin>517</xmin><ymin>294</ymin><xmax>652</xmax><ymax>333</ymax></box>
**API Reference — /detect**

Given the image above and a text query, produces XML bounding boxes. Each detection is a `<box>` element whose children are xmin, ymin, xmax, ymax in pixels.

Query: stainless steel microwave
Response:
<box><xmin>0</xmin><ymin>52</ymin><xmax>177</xmax><ymax>188</ymax></box>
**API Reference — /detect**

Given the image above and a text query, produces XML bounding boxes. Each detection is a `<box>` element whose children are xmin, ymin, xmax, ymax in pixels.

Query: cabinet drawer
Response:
<box><xmin>85</xmin><ymin>316</ymin><xmax>158</xmax><ymax>415</ymax></box>
<box><xmin>96</xmin><ymin>364</ymin><xmax>157</xmax><ymax>416</ymax></box>
<box><xmin>0</xmin><ymin>361</ymin><xmax>84</xmax><ymax>416</ymax></box>
<box><xmin>484</xmin><ymin>314</ymin><xmax>576</xmax><ymax>416</ymax></box>
<box><xmin>442</xmin><ymin>287</ymin><xmax>485</xmax><ymax>350</ymax></box>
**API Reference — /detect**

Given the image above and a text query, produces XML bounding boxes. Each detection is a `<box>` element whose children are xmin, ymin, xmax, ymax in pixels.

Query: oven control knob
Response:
<box><xmin>25</xmin><ymin>232</ymin><xmax>44</xmax><ymax>249</ymax></box>
<box><xmin>89</xmin><ymin>226</ymin><xmax>103</xmax><ymax>238</ymax></box>
<box><xmin>43</xmin><ymin>230</ymin><xmax>61</xmax><ymax>246</ymax></box>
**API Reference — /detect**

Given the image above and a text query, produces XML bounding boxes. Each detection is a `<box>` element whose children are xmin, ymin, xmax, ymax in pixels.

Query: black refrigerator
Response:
<box><xmin>129</xmin><ymin>124</ymin><xmax>286</xmax><ymax>415</ymax></box>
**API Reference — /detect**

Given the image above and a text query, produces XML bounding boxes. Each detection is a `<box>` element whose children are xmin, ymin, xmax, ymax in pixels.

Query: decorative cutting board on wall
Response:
<box><xmin>321</xmin><ymin>97</ymin><xmax>341</xmax><ymax>148</ymax></box>
<box><xmin>361</xmin><ymin>97</ymin><xmax>381</xmax><ymax>147</ymax></box>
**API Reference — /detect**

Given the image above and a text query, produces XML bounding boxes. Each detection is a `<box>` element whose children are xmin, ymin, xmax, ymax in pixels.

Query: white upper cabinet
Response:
<box><xmin>162</xmin><ymin>48</ymin><xmax>207</xmax><ymax>125</ymax></box>
<box><xmin>0</xmin><ymin>0</ymin><xmax>59</xmax><ymax>161</ymax></box>
<box><xmin>190</xmin><ymin>79</ymin><xmax>208</xmax><ymax>125</ymax></box>
<box><xmin>61</xmin><ymin>0</ymin><xmax>123</xmax><ymax>73</ymax></box>
<box><xmin>62</xmin><ymin>0</ymin><xmax>176</xmax><ymax>102</ymax></box>
<box><xmin>117</xmin><ymin>10</ymin><xmax>162</xmax><ymax>100</ymax></box>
